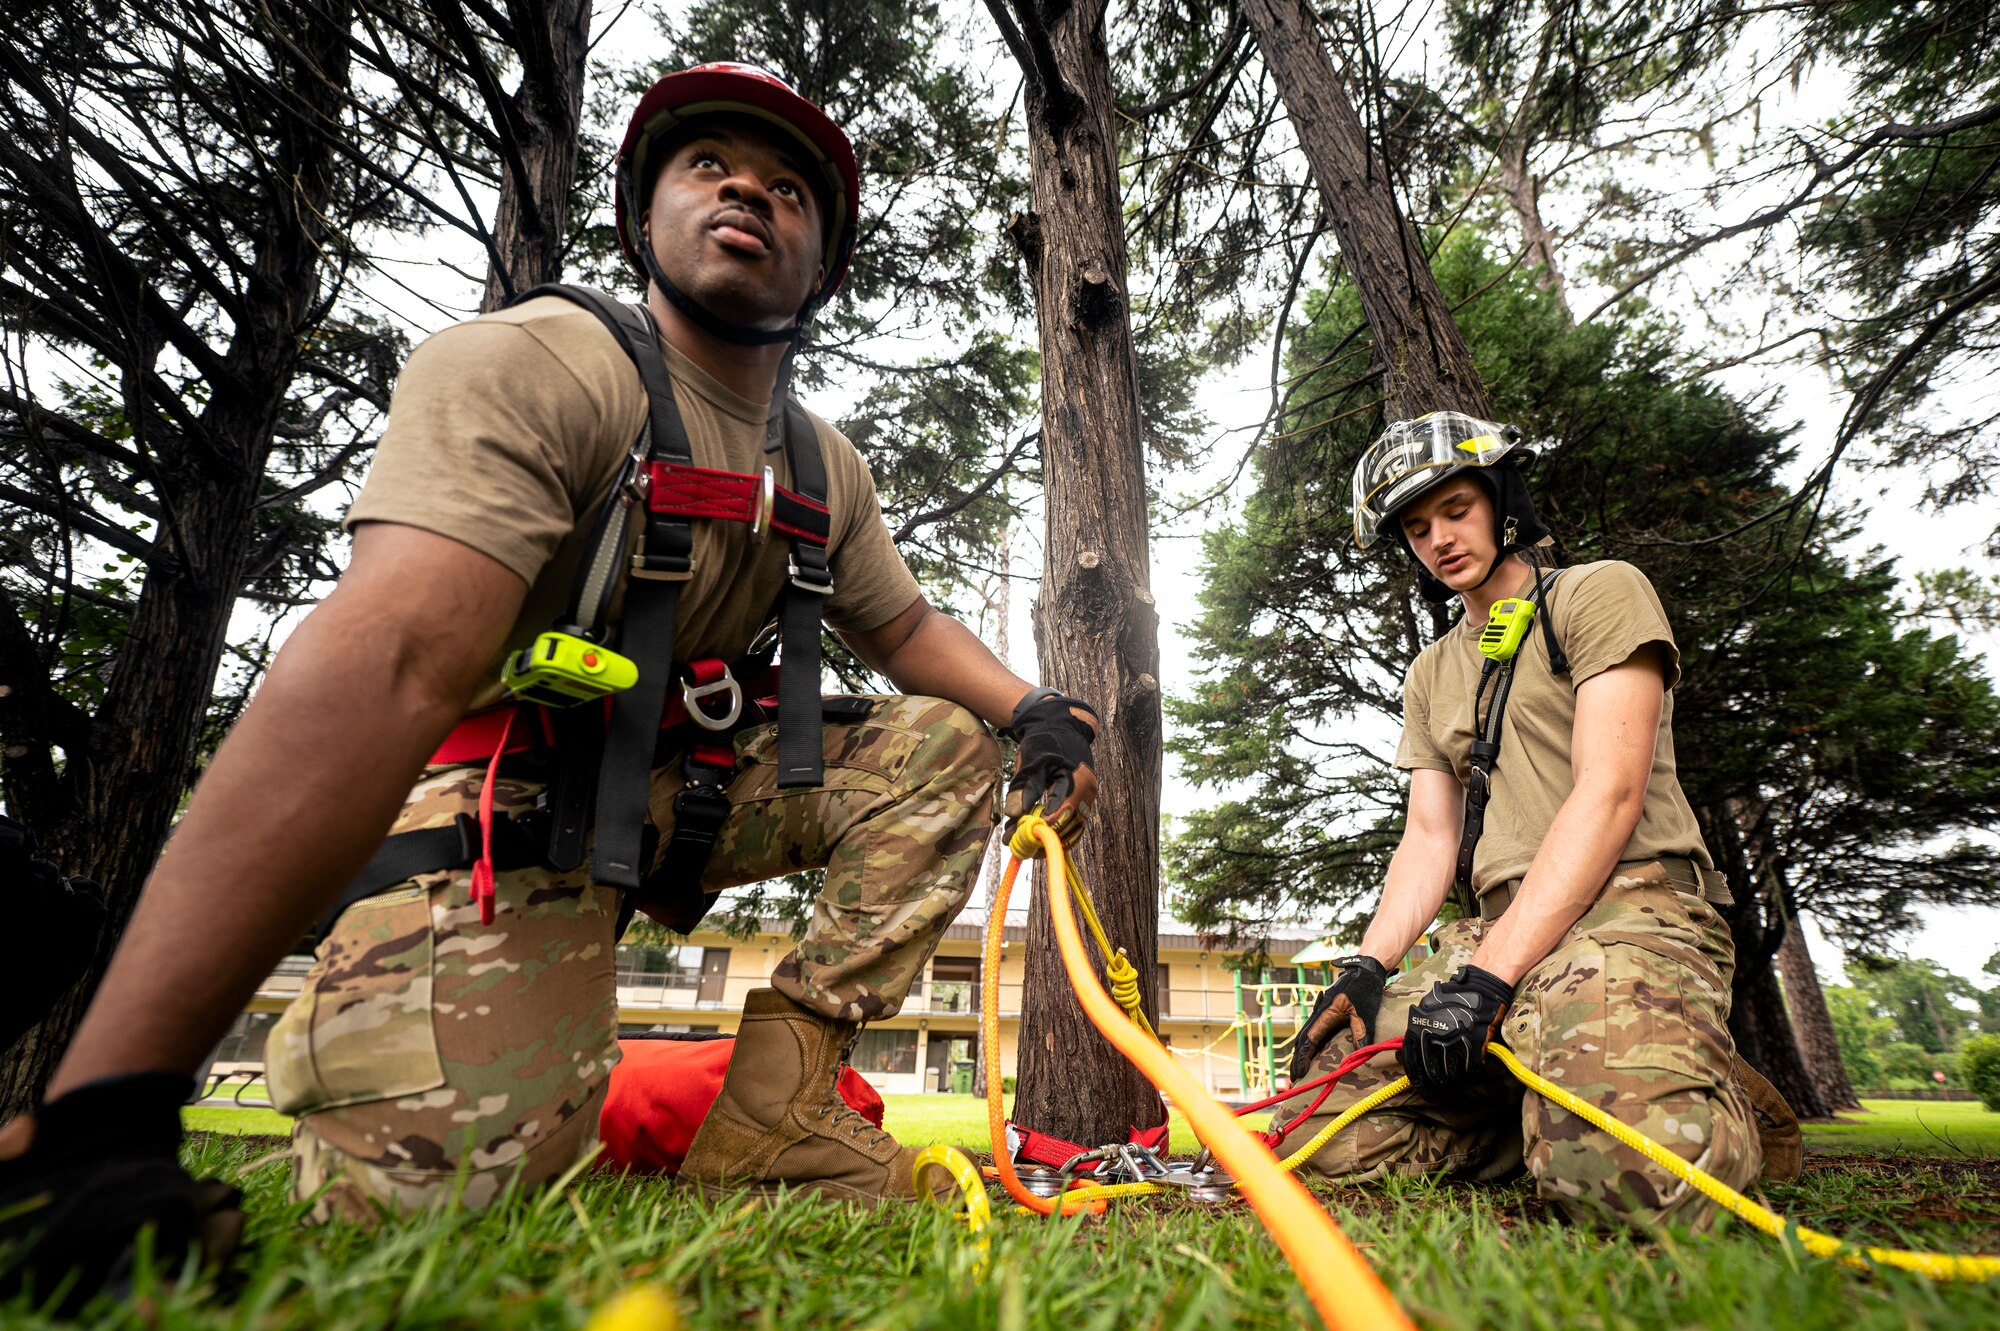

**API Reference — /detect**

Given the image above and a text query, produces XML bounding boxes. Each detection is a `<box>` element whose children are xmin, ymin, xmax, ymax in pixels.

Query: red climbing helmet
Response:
<box><xmin>615</xmin><ymin>62</ymin><xmax>860</xmax><ymax>303</ymax></box>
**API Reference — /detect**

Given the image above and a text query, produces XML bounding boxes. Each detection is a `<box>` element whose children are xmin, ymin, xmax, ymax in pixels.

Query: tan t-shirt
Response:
<box><xmin>344</xmin><ymin>296</ymin><xmax>921</xmax><ymax>707</ymax></box>
<box><xmin>1395</xmin><ymin>559</ymin><xmax>1712</xmax><ymax>895</ymax></box>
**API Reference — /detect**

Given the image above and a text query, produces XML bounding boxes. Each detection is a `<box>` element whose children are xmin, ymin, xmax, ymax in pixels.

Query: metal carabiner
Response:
<box><xmin>682</xmin><ymin>667</ymin><xmax>743</xmax><ymax>731</ymax></box>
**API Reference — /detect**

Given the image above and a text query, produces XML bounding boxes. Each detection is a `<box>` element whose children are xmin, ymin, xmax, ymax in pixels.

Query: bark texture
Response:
<box><xmin>985</xmin><ymin>0</ymin><xmax>1165</xmax><ymax>1145</ymax></box>
<box><xmin>1777</xmin><ymin>913</ymin><xmax>1861</xmax><ymax>1111</ymax></box>
<box><xmin>0</xmin><ymin>2</ymin><xmax>354</xmax><ymax>1115</ymax></box>
<box><xmin>1701</xmin><ymin>807</ymin><xmax>1833</xmax><ymax>1119</ymax></box>
<box><xmin>467</xmin><ymin>0</ymin><xmax>592</xmax><ymax>311</ymax></box>
<box><xmin>1239</xmin><ymin>0</ymin><xmax>1492</xmax><ymax>418</ymax></box>
<box><xmin>1497</xmin><ymin>134</ymin><xmax>1568</xmax><ymax>305</ymax></box>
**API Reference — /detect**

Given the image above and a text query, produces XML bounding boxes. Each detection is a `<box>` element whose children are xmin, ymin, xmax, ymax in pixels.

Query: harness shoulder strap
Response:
<box><xmin>511</xmin><ymin>283</ymin><xmax>696</xmax><ymax>890</ymax></box>
<box><xmin>1454</xmin><ymin>567</ymin><xmax>1566</xmax><ymax>893</ymax></box>
<box><xmin>775</xmin><ymin>396</ymin><xmax>832</xmax><ymax>788</ymax></box>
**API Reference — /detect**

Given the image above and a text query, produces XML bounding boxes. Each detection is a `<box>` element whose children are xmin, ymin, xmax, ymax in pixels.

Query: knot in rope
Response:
<box><xmin>1105</xmin><ymin>947</ymin><xmax>1145</xmax><ymax>1027</ymax></box>
<box><xmin>1008</xmin><ymin>813</ymin><xmax>1049</xmax><ymax>860</ymax></box>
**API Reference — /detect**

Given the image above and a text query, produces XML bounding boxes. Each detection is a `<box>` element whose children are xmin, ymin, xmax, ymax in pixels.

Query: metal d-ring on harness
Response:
<box><xmin>323</xmin><ymin>283</ymin><xmax>836</xmax><ymax>934</ymax></box>
<box><xmin>1454</xmin><ymin>569</ymin><xmax>1568</xmax><ymax>894</ymax></box>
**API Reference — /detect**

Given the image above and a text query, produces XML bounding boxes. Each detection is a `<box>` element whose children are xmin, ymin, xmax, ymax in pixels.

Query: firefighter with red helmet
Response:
<box><xmin>0</xmin><ymin>65</ymin><xmax>1098</xmax><ymax>1303</ymax></box>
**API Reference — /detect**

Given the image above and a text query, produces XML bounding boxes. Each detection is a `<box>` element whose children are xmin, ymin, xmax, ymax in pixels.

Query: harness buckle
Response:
<box><xmin>788</xmin><ymin>553</ymin><xmax>832</xmax><ymax>596</ymax></box>
<box><xmin>630</xmin><ymin>551</ymin><xmax>696</xmax><ymax>582</ymax></box>
<box><xmin>749</xmin><ymin>466</ymin><xmax>776</xmax><ymax>543</ymax></box>
<box><xmin>682</xmin><ymin>667</ymin><xmax>744</xmax><ymax>731</ymax></box>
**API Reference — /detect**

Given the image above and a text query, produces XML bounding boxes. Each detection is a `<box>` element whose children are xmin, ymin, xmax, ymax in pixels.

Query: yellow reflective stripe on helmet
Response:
<box><xmin>1455</xmin><ymin>434</ymin><xmax>1504</xmax><ymax>455</ymax></box>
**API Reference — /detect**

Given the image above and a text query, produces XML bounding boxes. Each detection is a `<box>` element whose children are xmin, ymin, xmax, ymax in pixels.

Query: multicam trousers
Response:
<box><xmin>1294</xmin><ymin>861</ymin><xmax>1763</xmax><ymax>1232</ymax></box>
<box><xmin>264</xmin><ymin>695</ymin><xmax>1000</xmax><ymax>1220</ymax></box>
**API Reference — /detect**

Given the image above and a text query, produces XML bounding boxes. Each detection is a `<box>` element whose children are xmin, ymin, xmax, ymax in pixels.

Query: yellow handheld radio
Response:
<box><xmin>500</xmin><ymin>630</ymin><xmax>638</xmax><ymax>707</ymax></box>
<box><xmin>1478</xmin><ymin>598</ymin><xmax>1538</xmax><ymax>663</ymax></box>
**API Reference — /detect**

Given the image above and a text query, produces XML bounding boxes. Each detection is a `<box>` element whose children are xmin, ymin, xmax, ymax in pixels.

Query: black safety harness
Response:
<box><xmin>324</xmin><ymin>283</ymin><xmax>839</xmax><ymax>935</ymax></box>
<box><xmin>1454</xmin><ymin>569</ymin><xmax>1568</xmax><ymax>894</ymax></box>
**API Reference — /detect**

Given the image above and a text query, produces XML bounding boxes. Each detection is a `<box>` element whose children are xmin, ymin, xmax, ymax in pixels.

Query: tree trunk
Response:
<box><xmin>1731</xmin><ymin>958</ymin><xmax>1832</xmax><ymax>1120</ymax></box>
<box><xmin>985</xmin><ymin>0</ymin><xmax>1165</xmax><ymax>1145</ymax></box>
<box><xmin>0</xmin><ymin>1</ymin><xmax>353</xmax><ymax>1116</ymax></box>
<box><xmin>1239</xmin><ymin>0</ymin><xmax>1491</xmax><ymax>419</ymax></box>
<box><xmin>479</xmin><ymin>0</ymin><xmax>591</xmax><ymax>311</ymax></box>
<box><xmin>1496</xmin><ymin>133</ymin><xmax>1568</xmax><ymax>307</ymax></box>
<box><xmin>1776</xmin><ymin>913</ymin><xmax>1860</xmax><ymax>1110</ymax></box>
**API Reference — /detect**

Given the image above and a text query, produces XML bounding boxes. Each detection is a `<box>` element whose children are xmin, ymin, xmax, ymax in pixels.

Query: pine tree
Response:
<box><xmin>1169</xmin><ymin>233</ymin><xmax>2000</xmax><ymax>1112</ymax></box>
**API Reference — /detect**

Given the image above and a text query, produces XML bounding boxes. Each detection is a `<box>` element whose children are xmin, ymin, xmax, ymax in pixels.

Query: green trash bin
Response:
<box><xmin>950</xmin><ymin>1060</ymin><xmax>975</xmax><ymax>1095</ymax></box>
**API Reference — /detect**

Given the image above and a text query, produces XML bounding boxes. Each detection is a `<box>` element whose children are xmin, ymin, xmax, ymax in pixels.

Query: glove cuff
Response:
<box><xmin>1335</xmin><ymin>954</ymin><xmax>1388</xmax><ymax>981</ymax></box>
<box><xmin>1451</xmin><ymin>963</ymin><xmax>1515</xmax><ymax>1003</ymax></box>
<box><xmin>1000</xmin><ymin>687</ymin><xmax>1099</xmax><ymax>739</ymax></box>
<box><xmin>36</xmin><ymin>1071</ymin><xmax>192</xmax><ymax>1161</ymax></box>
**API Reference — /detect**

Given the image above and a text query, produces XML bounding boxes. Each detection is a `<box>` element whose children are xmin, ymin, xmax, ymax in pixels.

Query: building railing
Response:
<box><xmin>602</xmin><ymin>980</ymin><xmax>1298</xmax><ymax>1024</ymax></box>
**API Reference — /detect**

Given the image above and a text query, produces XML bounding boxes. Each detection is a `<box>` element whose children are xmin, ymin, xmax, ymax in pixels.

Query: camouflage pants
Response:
<box><xmin>265</xmin><ymin>695</ymin><xmax>1000</xmax><ymax>1220</ymax></box>
<box><xmin>1294</xmin><ymin>862</ymin><xmax>1763</xmax><ymax>1232</ymax></box>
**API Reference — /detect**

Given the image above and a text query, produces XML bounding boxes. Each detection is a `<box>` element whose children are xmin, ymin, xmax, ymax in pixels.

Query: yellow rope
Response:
<box><xmin>998</xmin><ymin>815</ymin><xmax>1999</xmax><ymax>1283</ymax></box>
<box><xmin>1269</xmin><ymin>1045</ymin><xmax>2000</xmax><ymax>1281</ymax></box>
<box><xmin>1487</xmin><ymin>1044</ymin><xmax>2000</xmax><ymax>1281</ymax></box>
<box><xmin>1276</xmin><ymin>1076</ymin><xmax>1414</xmax><ymax>1174</ymax></box>
<box><xmin>1008</xmin><ymin>818</ymin><xmax>1157</xmax><ymax>1040</ymax></box>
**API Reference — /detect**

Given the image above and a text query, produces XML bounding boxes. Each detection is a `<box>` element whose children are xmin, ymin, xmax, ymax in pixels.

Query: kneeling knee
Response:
<box><xmin>1531</xmin><ymin>1091</ymin><xmax>1758</xmax><ymax>1232</ymax></box>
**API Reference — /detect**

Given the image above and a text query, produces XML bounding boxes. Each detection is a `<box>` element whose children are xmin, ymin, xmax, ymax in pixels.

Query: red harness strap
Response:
<box><xmin>1008</xmin><ymin>1120</ymin><xmax>1171</xmax><ymax>1173</ymax></box>
<box><xmin>646</xmin><ymin>461</ymin><xmax>830</xmax><ymax>544</ymax></box>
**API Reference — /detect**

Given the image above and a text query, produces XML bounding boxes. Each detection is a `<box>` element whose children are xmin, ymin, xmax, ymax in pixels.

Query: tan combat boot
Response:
<box><xmin>678</xmin><ymin>987</ymin><xmax>952</xmax><ymax>1203</ymax></box>
<box><xmin>1732</xmin><ymin>1054</ymin><xmax>1804</xmax><ymax>1182</ymax></box>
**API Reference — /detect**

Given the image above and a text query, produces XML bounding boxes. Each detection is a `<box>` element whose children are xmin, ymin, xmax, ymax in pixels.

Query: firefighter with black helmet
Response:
<box><xmin>1287</xmin><ymin>410</ymin><xmax>1796</xmax><ymax>1230</ymax></box>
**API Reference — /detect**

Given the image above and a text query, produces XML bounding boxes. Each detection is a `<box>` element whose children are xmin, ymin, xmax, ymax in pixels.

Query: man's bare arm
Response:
<box><xmin>840</xmin><ymin>595</ymin><xmax>1098</xmax><ymax>812</ymax></box>
<box><xmin>1468</xmin><ymin>647</ymin><xmax>1667</xmax><ymax>985</ymax></box>
<box><xmin>46</xmin><ymin>524</ymin><xmax>527</xmax><ymax>1098</ymax></box>
<box><xmin>1356</xmin><ymin>766</ymin><xmax>1462</xmax><ymax>968</ymax></box>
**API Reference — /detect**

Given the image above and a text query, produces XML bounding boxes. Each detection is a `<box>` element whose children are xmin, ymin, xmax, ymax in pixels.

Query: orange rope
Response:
<box><xmin>981</xmin><ymin>854</ymin><xmax>1106</xmax><ymax>1216</ymax></box>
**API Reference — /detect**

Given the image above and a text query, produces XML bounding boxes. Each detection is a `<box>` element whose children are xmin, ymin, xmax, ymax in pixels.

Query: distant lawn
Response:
<box><xmin>1804</xmin><ymin>1099</ymin><xmax>2000</xmax><ymax>1156</ymax></box>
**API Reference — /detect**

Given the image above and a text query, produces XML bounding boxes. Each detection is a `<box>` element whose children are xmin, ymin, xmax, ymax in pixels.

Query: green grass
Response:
<box><xmin>1803</xmin><ymin>1099</ymin><xmax>2000</xmax><ymax>1156</ymax></box>
<box><xmin>31</xmin><ymin>1098</ymin><xmax>1970</xmax><ymax>1328</ymax></box>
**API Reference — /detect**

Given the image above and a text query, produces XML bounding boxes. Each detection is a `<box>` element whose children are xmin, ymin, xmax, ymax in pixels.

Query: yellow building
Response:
<box><xmin>217</xmin><ymin>916</ymin><xmax>1328</xmax><ymax>1100</ymax></box>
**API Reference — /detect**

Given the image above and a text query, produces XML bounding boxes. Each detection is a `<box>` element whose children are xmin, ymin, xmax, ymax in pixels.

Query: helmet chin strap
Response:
<box><xmin>623</xmin><ymin>165</ymin><xmax>815</xmax><ymax>349</ymax></box>
<box><xmin>1465</xmin><ymin>516</ymin><xmax>1524</xmax><ymax>592</ymax></box>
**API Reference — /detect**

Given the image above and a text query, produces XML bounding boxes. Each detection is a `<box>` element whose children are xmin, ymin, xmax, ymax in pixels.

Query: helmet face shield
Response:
<box><xmin>1351</xmin><ymin>412</ymin><xmax>1528</xmax><ymax>549</ymax></box>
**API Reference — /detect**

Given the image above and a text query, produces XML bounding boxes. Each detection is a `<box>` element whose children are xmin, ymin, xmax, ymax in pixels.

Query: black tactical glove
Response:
<box><xmin>0</xmin><ymin>1072</ymin><xmax>243</xmax><ymax>1317</ymax></box>
<box><xmin>999</xmin><ymin>687</ymin><xmax>1099</xmax><ymax>848</ymax></box>
<box><xmin>1288</xmin><ymin>955</ymin><xmax>1389</xmax><ymax>1083</ymax></box>
<box><xmin>1402</xmin><ymin>964</ymin><xmax>1515</xmax><ymax>1093</ymax></box>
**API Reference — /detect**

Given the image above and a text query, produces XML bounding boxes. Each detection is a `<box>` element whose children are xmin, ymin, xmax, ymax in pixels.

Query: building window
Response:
<box><xmin>616</xmin><ymin>943</ymin><xmax>703</xmax><ymax>989</ymax></box>
<box><xmin>851</xmin><ymin>1028</ymin><xmax>918</xmax><ymax>1075</ymax></box>
<box><xmin>210</xmin><ymin>1011</ymin><xmax>280</xmax><ymax>1065</ymax></box>
<box><xmin>1157</xmin><ymin>962</ymin><xmax>1171</xmax><ymax>1015</ymax></box>
<box><xmin>930</xmin><ymin>957</ymin><xmax>981</xmax><ymax>1013</ymax></box>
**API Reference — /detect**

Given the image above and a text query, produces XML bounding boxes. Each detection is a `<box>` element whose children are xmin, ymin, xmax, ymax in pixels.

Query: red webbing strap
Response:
<box><xmin>1007</xmin><ymin>1120</ymin><xmax>1170</xmax><ymax>1173</ymax></box>
<box><xmin>645</xmin><ymin>461</ymin><xmax>829</xmax><ymax>544</ymax></box>
<box><xmin>468</xmin><ymin>708</ymin><xmax>517</xmax><ymax>926</ymax></box>
<box><xmin>646</xmin><ymin>462</ymin><xmax>761</xmax><ymax>522</ymax></box>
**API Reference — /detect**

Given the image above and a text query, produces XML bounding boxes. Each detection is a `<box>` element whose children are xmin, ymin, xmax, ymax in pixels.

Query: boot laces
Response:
<box><xmin>813</xmin><ymin>1093</ymin><xmax>894</xmax><ymax>1149</ymax></box>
